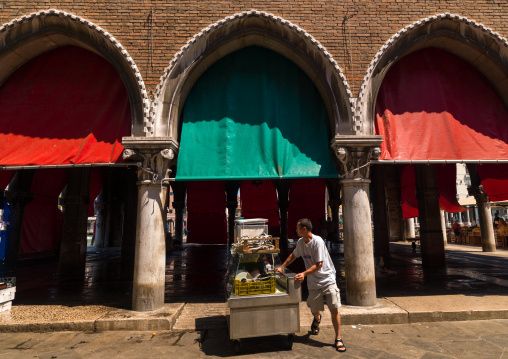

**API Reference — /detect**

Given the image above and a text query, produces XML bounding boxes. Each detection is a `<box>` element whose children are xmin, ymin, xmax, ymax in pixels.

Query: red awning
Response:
<box><xmin>377</xmin><ymin>47</ymin><xmax>508</xmax><ymax>204</ymax></box>
<box><xmin>0</xmin><ymin>46</ymin><xmax>131</xmax><ymax>167</ymax></box>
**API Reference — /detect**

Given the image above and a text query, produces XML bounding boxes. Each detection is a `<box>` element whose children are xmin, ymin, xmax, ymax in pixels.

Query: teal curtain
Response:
<box><xmin>176</xmin><ymin>46</ymin><xmax>337</xmax><ymax>180</ymax></box>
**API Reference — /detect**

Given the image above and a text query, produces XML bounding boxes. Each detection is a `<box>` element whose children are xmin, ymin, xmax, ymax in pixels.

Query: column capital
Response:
<box><xmin>468</xmin><ymin>185</ymin><xmax>489</xmax><ymax>205</ymax></box>
<box><xmin>331</xmin><ymin>135</ymin><xmax>383</xmax><ymax>179</ymax></box>
<box><xmin>122</xmin><ymin>137</ymin><xmax>179</xmax><ymax>184</ymax></box>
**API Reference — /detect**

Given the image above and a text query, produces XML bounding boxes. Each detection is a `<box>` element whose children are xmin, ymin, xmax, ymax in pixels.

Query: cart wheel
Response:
<box><xmin>287</xmin><ymin>334</ymin><xmax>295</xmax><ymax>350</ymax></box>
<box><xmin>232</xmin><ymin>339</ymin><xmax>241</xmax><ymax>354</ymax></box>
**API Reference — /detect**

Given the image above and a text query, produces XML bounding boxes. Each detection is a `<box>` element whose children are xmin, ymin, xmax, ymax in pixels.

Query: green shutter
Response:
<box><xmin>176</xmin><ymin>46</ymin><xmax>337</xmax><ymax>180</ymax></box>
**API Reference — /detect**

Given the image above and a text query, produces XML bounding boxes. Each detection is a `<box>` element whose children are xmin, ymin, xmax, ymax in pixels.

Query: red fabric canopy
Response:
<box><xmin>288</xmin><ymin>179</ymin><xmax>326</xmax><ymax>239</ymax></box>
<box><xmin>478</xmin><ymin>164</ymin><xmax>508</xmax><ymax>202</ymax></box>
<box><xmin>400</xmin><ymin>164</ymin><xmax>465</xmax><ymax>219</ymax></box>
<box><xmin>240</xmin><ymin>180</ymin><xmax>280</xmax><ymax>227</ymax></box>
<box><xmin>375</xmin><ymin>47</ymin><xmax>508</xmax><ymax>161</ymax></box>
<box><xmin>21</xmin><ymin>169</ymin><xmax>67</xmax><ymax>254</ymax></box>
<box><xmin>186</xmin><ymin>181</ymin><xmax>227</xmax><ymax>244</ymax></box>
<box><xmin>0</xmin><ymin>46</ymin><xmax>131</xmax><ymax>166</ymax></box>
<box><xmin>377</xmin><ymin>47</ymin><xmax>508</xmax><ymax>205</ymax></box>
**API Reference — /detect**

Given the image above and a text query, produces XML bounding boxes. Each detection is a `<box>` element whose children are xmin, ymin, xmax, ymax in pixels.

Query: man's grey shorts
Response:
<box><xmin>307</xmin><ymin>283</ymin><xmax>341</xmax><ymax>313</ymax></box>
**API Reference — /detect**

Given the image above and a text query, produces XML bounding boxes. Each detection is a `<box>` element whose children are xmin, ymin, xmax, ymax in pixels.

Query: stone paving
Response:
<box><xmin>0</xmin><ymin>242</ymin><xmax>507</xmax><ymax>333</ymax></box>
<box><xmin>1</xmin><ymin>319</ymin><xmax>507</xmax><ymax>358</ymax></box>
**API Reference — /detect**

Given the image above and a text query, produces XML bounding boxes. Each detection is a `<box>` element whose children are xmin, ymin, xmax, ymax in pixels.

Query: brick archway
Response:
<box><xmin>153</xmin><ymin>10</ymin><xmax>354</xmax><ymax>148</ymax></box>
<box><xmin>357</xmin><ymin>13</ymin><xmax>508</xmax><ymax>136</ymax></box>
<box><xmin>0</xmin><ymin>9</ymin><xmax>147</xmax><ymax>135</ymax></box>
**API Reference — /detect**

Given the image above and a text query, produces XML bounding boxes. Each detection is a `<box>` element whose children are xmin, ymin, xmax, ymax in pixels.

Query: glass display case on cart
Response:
<box><xmin>226</xmin><ymin>237</ymin><xmax>301</xmax><ymax>354</ymax></box>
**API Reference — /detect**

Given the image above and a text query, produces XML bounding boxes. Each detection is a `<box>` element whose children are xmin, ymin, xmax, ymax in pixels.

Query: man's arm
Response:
<box><xmin>294</xmin><ymin>261</ymin><xmax>323</xmax><ymax>283</ymax></box>
<box><xmin>276</xmin><ymin>252</ymin><xmax>297</xmax><ymax>273</ymax></box>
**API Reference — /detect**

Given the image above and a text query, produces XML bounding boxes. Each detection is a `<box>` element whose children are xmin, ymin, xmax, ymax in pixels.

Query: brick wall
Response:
<box><xmin>1</xmin><ymin>1</ymin><xmax>507</xmax><ymax>96</ymax></box>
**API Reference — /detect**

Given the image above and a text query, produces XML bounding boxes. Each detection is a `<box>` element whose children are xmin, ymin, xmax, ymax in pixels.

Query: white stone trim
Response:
<box><xmin>153</xmin><ymin>10</ymin><xmax>352</xmax><ymax>131</ymax></box>
<box><xmin>0</xmin><ymin>9</ymin><xmax>150</xmax><ymax>135</ymax></box>
<box><xmin>356</xmin><ymin>13</ymin><xmax>508</xmax><ymax>135</ymax></box>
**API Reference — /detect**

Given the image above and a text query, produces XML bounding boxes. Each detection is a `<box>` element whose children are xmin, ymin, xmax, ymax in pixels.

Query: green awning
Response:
<box><xmin>176</xmin><ymin>46</ymin><xmax>337</xmax><ymax>180</ymax></box>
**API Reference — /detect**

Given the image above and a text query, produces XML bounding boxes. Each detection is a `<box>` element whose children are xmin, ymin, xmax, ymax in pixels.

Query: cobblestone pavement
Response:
<box><xmin>1</xmin><ymin>319</ymin><xmax>507</xmax><ymax>358</ymax></box>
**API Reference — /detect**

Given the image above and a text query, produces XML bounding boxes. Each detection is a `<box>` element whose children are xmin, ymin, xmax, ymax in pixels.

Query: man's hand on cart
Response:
<box><xmin>275</xmin><ymin>266</ymin><xmax>284</xmax><ymax>274</ymax></box>
<box><xmin>294</xmin><ymin>272</ymin><xmax>305</xmax><ymax>283</ymax></box>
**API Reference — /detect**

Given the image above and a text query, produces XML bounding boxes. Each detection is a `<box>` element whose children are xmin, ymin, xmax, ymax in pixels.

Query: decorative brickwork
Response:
<box><xmin>1</xmin><ymin>2</ymin><xmax>508</xmax><ymax>137</ymax></box>
<box><xmin>153</xmin><ymin>10</ymin><xmax>353</xmax><ymax>139</ymax></box>
<box><xmin>0</xmin><ymin>9</ymin><xmax>150</xmax><ymax>135</ymax></box>
<box><xmin>356</xmin><ymin>12</ymin><xmax>508</xmax><ymax>136</ymax></box>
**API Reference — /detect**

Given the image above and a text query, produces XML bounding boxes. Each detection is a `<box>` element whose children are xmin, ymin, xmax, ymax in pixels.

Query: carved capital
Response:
<box><xmin>468</xmin><ymin>185</ymin><xmax>489</xmax><ymax>204</ymax></box>
<box><xmin>331</xmin><ymin>135</ymin><xmax>382</xmax><ymax>179</ymax></box>
<box><xmin>122</xmin><ymin>137</ymin><xmax>179</xmax><ymax>184</ymax></box>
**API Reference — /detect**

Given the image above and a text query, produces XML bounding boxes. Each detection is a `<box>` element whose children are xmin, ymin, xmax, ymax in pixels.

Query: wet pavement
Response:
<box><xmin>2</xmin><ymin>241</ymin><xmax>507</xmax><ymax>307</ymax></box>
<box><xmin>1</xmin><ymin>319</ymin><xmax>508</xmax><ymax>358</ymax></box>
<box><xmin>0</xmin><ymin>241</ymin><xmax>507</xmax><ymax>332</ymax></box>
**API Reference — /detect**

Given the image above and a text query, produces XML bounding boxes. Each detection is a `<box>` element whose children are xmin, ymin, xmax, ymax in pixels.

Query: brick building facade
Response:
<box><xmin>2</xmin><ymin>1</ymin><xmax>508</xmax><ymax>311</ymax></box>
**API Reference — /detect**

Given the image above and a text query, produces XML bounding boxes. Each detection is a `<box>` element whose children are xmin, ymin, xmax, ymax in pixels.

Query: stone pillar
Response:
<box><xmin>415</xmin><ymin>164</ymin><xmax>445</xmax><ymax>268</ymax></box>
<box><xmin>59</xmin><ymin>168</ymin><xmax>91</xmax><ymax>281</ymax></box>
<box><xmin>371</xmin><ymin>165</ymin><xmax>390</xmax><ymax>264</ymax></box>
<box><xmin>466</xmin><ymin>209</ymin><xmax>471</xmax><ymax>226</ymax></box>
<box><xmin>275</xmin><ymin>180</ymin><xmax>291</xmax><ymax>259</ymax></box>
<box><xmin>332</xmin><ymin>135</ymin><xmax>382</xmax><ymax>306</ymax></box>
<box><xmin>326</xmin><ymin>179</ymin><xmax>341</xmax><ymax>244</ymax></box>
<box><xmin>121</xmin><ymin>167</ymin><xmax>138</xmax><ymax>271</ymax></box>
<box><xmin>171</xmin><ymin>181</ymin><xmax>187</xmax><ymax>245</ymax></box>
<box><xmin>405</xmin><ymin>218</ymin><xmax>415</xmax><ymax>239</ymax></box>
<box><xmin>225</xmin><ymin>181</ymin><xmax>240</xmax><ymax>246</ymax></box>
<box><xmin>440</xmin><ymin>209</ymin><xmax>447</xmax><ymax>246</ymax></box>
<box><xmin>467</xmin><ymin>164</ymin><xmax>496</xmax><ymax>252</ymax></box>
<box><xmin>105</xmin><ymin>168</ymin><xmax>125</xmax><ymax>247</ymax></box>
<box><xmin>5</xmin><ymin>170</ymin><xmax>34</xmax><ymax>262</ymax></box>
<box><xmin>93</xmin><ymin>186</ymin><xmax>108</xmax><ymax>248</ymax></box>
<box><xmin>123</xmin><ymin>138</ymin><xmax>177</xmax><ymax>311</ymax></box>
<box><xmin>384</xmin><ymin>165</ymin><xmax>403</xmax><ymax>242</ymax></box>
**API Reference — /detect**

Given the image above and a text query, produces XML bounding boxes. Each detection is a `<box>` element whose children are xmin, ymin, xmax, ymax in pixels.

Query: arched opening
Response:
<box><xmin>371</xmin><ymin>45</ymin><xmax>508</xmax><ymax>272</ymax></box>
<box><xmin>175</xmin><ymin>46</ymin><xmax>338</xmax><ymax>246</ymax></box>
<box><xmin>375</xmin><ymin>47</ymin><xmax>508</xmax><ymax>214</ymax></box>
<box><xmin>0</xmin><ymin>44</ymin><xmax>136</xmax><ymax>307</ymax></box>
<box><xmin>154</xmin><ymin>11</ymin><xmax>353</xmax><ymax>141</ymax></box>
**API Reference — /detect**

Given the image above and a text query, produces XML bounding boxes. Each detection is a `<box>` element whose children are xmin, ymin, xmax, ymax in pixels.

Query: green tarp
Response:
<box><xmin>176</xmin><ymin>46</ymin><xmax>337</xmax><ymax>180</ymax></box>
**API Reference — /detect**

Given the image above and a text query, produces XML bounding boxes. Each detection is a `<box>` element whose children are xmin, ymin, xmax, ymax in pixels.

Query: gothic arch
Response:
<box><xmin>153</xmin><ymin>10</ymin><xmax>353</xmax><ymax>146</ymax></box>
<box><xmin>0</xmin><ymin>9</ymin><xmax>148</xmax><ymax>135</ymax></box>
<box><xmin>357</xmin><ymin>13</ymin><xmax>508</xmax><ymax>136</ymax></box>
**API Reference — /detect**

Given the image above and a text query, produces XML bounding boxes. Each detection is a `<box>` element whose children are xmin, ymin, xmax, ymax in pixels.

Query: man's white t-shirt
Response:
<box><xmin>292</xmin><ymin>234</ymin><xmax>336</xmax><ymax>289</ymax></box>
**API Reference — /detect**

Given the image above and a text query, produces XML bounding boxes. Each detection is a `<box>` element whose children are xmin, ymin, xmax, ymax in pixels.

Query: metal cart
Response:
<box><xmin>226</xmin><ymin>238</ymin><xmax>301</xmax><ymax>354</ymax></box>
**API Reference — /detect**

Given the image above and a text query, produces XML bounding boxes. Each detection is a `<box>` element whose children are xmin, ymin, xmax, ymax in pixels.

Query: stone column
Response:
<box><xmin>415</xmin><ymin>164</ymin><xmax>445</xmax><ymax>268</ymax></box>
<box><xmin>405</xmin><ymin>218</ymin><xmax>415</xmax><ymax>240</ymax></box>
<box><xmin>5</xmin><ymin>170</ymin><xmax>34</xmax><ymax>262</ymax></box>
<box><xmin>275</xmin><ymin>180</ymin><xmax>291</xmax><ymax>259</ymax></box>
<box><xmin>225</xmin><ymin>181</ymin><xmax>240</xmax><ymax>246</ymax></box>
<box><xmin>123</xmin><ymin>138</ymin><xmax>177</xmax><ymax>311</ymax></box>
<box><xmin>59</xmin><ymin>168</ymin><xmax>91</xmax><ymax>281</ymax></box>
<box><xmin>121</xmin><ymin>167</ymin><xmax>138</xmax><ymax>273</ymax></box>
<box><xmin>326</xmin><ymin>179</ymin><xmax>341</xmax><ymax>244</ymax></box>
<box><xmin>465</xmin><ymin>209</ymin><xmax>471</xmax><ymax>226</ymax></box>
<box><xmin>440</xmin><ymin>209</ymin><xmax>447</xmax><ymax>246</ymax></box>
<box><xmin>105</xmin><ymin>168</ymin><xmax>125</xmax><ymax>247</ymax></box>
<box><xmin>93</xmin><ymin>186</ymin><xmax>108</xmax><ymax>248</ymax></box>
<box><xmin>384</xmin><ymin>165</ymin><xmax>403</xmax><ymax>242</ymax></box>
<box><xmin>371</xmin><ymin>165</ymin><xmax>390</xmax><ymax>264</ymax></box>
<box><xmin>467</xmin><ymin>164</ymin><xmax>496</xmax><ymax>252</ymax></box>
<box><xmin>171</xmin><ymin>181</ymin><xmax>187</xmax><ymax>245</ymax></box>
<box><xmin>332</xmin><ymin>135</ymin><xmax>382</xmax><ymax>306</ymax></box>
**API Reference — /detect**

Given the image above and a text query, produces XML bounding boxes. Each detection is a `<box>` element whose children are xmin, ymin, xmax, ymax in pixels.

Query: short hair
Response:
<box><xmin>297</xmin><ymin>218</ymin><xmax>313</xmax><ymax>232</ymax></box>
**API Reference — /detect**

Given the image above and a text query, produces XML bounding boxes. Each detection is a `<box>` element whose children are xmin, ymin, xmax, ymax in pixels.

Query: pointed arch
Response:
<box><xmin>153</xmin><ymin>10</ymin><xmax>353</xmax><ymax>145</ymax></box>
<box><xmin>0</xmin><ymin>9</ymin><xmax>147</xmax><ymax>135</ymax></box>
<box><xmin>357</xmin><ymin>13</ymin><xmax>508</xmax><ymax>135</ymax></box>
